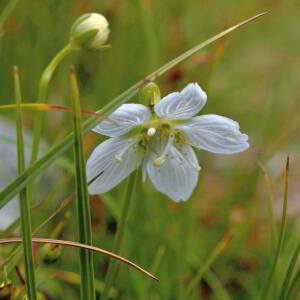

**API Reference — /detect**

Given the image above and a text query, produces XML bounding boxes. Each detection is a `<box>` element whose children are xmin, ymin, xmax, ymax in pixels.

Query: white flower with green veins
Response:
<box><xmin>86</xmin><ymin>83</ymin><xmax>249</xmax><ymax>202</ymax></box>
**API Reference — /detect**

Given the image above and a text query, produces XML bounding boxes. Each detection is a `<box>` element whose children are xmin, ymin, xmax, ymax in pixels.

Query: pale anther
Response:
<box><xmin>147</xmin><ymin>127</ymin><xmax>156</xmax><ymax>136</ymax></box>
<box><xmin>152</xmin><ymin>132</ymin><xmax>175</xmax><ymax>167</ymax></box>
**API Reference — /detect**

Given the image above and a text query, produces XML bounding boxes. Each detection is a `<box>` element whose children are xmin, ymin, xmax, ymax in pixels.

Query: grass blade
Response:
<box><xmin>0</xmin><ymin>238</ymin><xmax>158</xmax><ymax>281</ymax></box>
<box><xmin>69</xmin><ymin>67</ymin><xmax>95</xmax><ymax>300</ymax></box>
<box><xmin>0</xmin><ymin>12</ymin><xmax>268</xmax><ymax>210</ymax></box>
<box><xmin>286</xmin><ymin>270</ymin><xmax>300</xmax><ymax>300</ymax></box>
<box><xmin>258</xmin><ymin>161</ymin><xmax>278</xmax><ymax>249</ymax></box>
<box><xmin>204</xmin><ymin>269</ymin><xmax>232</xmax><ymax>300</ymax></box>
<box><xmin>261</xmin><ymin>156</ymin><xmax>290</xmax><ymax>300</ymax></box>
<box><xmin>13</xmin><ymin>66</ymin><xmax>37</xmax><ymax>299</ymax></box>
<box><xmin>279</xmin><ymin>242</ymin><xmax>300</xmax><ymax>300</ymax></box>
<box><xmin>180</xmin><ymin>232</ymin><xmax>232</xmax><ymax>300</ymax></box>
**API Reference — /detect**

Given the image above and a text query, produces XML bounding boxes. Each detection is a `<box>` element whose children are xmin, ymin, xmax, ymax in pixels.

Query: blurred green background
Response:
<box><xmin>0</xmin><ymin>0</ymin><xmax>300</xmax><ymax>299</ymax></box>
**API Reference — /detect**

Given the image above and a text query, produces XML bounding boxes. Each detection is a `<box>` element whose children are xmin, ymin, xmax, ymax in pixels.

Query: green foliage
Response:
<box><xmin>0</xmin><ymin>0</ymin><xmax>300</xmax><ymax>299</ymax></box>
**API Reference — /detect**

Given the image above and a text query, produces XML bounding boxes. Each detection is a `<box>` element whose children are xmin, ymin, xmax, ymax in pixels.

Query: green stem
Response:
<box><xmin>69</xmin><ymin>68</ymin><xmax>95</xmax><ymax>300</ymax></box>
<box><xmin>101</xmin><ymin>172</ymin><xmax>138</xmax><ymax>300</ymax></box>
<box><xmin>14</xmin><ymin>66</ymin><xmax>37</xmax><ymax>300</ymax></box>
<box><xmin>261</xmin><ymin>156</ymin><xmax>289</xmax><ymax>300</ymax></box>
<box><xmin>31</xmin><ymin>43</ymin><xmax>75</xmax><ymax>164</ymax></box>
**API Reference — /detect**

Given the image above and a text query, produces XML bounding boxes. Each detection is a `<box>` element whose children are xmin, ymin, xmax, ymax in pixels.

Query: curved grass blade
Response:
<box><xmin>69</xmin><ymin>67</ymin><xmax>95</xmax><ymax>300</ymax></box>
<box><xmin>0</xmin><ymin>12</ymin><xmax>268</xmax><ymax>211</ymax></box>
<box><xmin>13</xmin><ymin>66</ymin><xmax>37</xmax><ymax>300</ymax></box>
<box><xmin>0</xmin><ymin>238</ymin><xmax>158</xmax><ymax>281</ymax></box>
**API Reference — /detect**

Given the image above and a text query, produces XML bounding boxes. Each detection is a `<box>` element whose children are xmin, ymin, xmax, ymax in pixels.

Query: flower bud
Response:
<box><xmin>40</xmin><ymin>243</ymin><xmax>62</xmax><ymax>264</ymax></box>
<box><xmin>70</xmin><ymin>13</ymin><xmax>110</xmax><ymax>50</ymax></box>
<box><xmin>139</xmin><ymin>82</ymin><xmax>161</xmax><ymax>107</ymax></box>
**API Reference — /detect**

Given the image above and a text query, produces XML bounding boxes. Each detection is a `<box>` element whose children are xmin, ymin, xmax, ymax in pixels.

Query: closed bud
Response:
<box><xmin>40</xmin><ymin>243</ymin><xmax>62</xmax><ymax>264</ymax></box>
<box><xmin>70</xmin><ymin>13</ymin><xmax>110</xmax><ymax>50</ymax></box>
<box><xmin>139</xmin><ymin>82</ymin><xmax>161</xmax><ymax>107</ymax></box>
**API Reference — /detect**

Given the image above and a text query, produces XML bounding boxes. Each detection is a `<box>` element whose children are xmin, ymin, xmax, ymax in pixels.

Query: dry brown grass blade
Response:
<box><xmin>0</xmin><ymin>238</ymin><xmax>158</xmax><ymax>281</ymax></box>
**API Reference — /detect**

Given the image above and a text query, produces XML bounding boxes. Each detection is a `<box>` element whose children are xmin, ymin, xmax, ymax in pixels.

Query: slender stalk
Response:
<box><xmin>101</xmin><ymin>172</ymin><xmax>138</xmax><ymax>300</ymax></box>
<box><xmin>69</xmin><ymin>67</ymin><xmax>95</xmax><ymax>300</ymax></box>
<box><xmin>31</xmin><ymin>43</ymin><xmax>75</xmax><ymax>165</ymax></box>
<box><xmin>261</xmin><ymin>156</ymin><xmax>289</xmax><ymax>300</ymax></box>
<box><xmin>13</xmin><ymin>66</ymin><xmax>37</xmax><ymax>300</ymax></box>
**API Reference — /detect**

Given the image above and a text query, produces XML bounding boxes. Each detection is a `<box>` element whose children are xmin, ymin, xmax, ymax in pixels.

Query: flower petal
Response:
<box><xmin>154</xmin><ymin>83</ymin><xmax>207</xmax><ymax>120</ymax></box>
<box><xmin>146</xmin><ymin>145</ymin><xmax>199</xmax><ymax>202</ymax></box>
<box><xmin>0</xmin><ymin>197</ymin><xmax>19</xmax><ymax>230</ymax></box>
<box><xmin>176</xmin><ymin>114</ymin><xmax>249</xmax><ymax>154</ymax></box>
<box><xmin>93</xmin><ymin>104</ymin><xmax>151</xmax><ymax>137</ymax></box>
<box><xmin>87</xmin><ymin>137</ymin><xmax>142</xmax><ymax>194</ymax></box>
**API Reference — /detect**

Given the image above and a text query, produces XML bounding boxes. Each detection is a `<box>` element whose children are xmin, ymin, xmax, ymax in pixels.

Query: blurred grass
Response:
<box><xmin>0</xmin><ymin>0</ymin><xmax>300</xmax><ymax>299</ymax></box>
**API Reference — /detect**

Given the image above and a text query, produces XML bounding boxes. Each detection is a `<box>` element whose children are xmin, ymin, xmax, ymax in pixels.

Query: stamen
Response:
<box><xmin>152</xmin><ymin>132</ymin><xmax>175</xmax><ymax>167</ymax></box>
<box><xmin>115</xmin><ymin>141</ymin><xmax>133</xmax><ymax>162</ymax></box>
<box><xmin>147</xmin><ymin>127</ymin><xmax>156</xmax><ymax>137</ymax></box>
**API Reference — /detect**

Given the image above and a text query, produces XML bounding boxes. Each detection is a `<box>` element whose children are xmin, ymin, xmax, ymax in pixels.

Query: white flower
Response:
<box><xmin>86</xmin><ymin>83</ymin><xmax>249</xmax><ymax>202</ymax></box>
<box><xmin>0</xmin><ymin>118</ymin><xmax>63</xmax><ymax>230</ymax></box>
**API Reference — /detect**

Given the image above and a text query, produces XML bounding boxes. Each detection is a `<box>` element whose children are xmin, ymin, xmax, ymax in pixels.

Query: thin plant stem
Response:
<box><xmin>13</xmin><ymin>66</ymin><xmax>37</xmax><ymax>300</ymax></box>
<box><xmin>31</xmin><ymin>43</ymin><xmax>75</xmax><ymax>165</ymax></box>
<box><xmin>261</xmin><ymin>156</ymin><xmax>289</xmax><ymax>300</ymax></box>
<box><xmin>69</xmin><ymin>67</ymin><xmax>95</xmax><ymax>300</ymax></box>
<box><xmin>101</xmin><ymin>172</ymin><xmax>138</xmax><ymax>300</ymax></box>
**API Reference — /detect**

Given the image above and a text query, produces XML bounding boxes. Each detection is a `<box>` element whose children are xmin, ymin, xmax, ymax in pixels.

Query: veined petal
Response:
<box><xmin>176</xmin><ymin>114</ymin><xmax>249</xmax><ymax>154</ymax></box>
<box><xmin>87</xmin><ymin>136</ymin><xmax>142</xmax><ymax>194</ymax></box>
<box><xmin>93</xmin><ymin>104</ymin><xmax>151</xmax><ymax>137</ymax></box>
<box><xmin>154</xmin><ymin>83</ymin><xmax>207</xmax><ymax>120</ymax></box>
<box><xmin>147</xmin><ymin>145</ymin><xmax>199</xmax><ymax>202</ymax></box>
